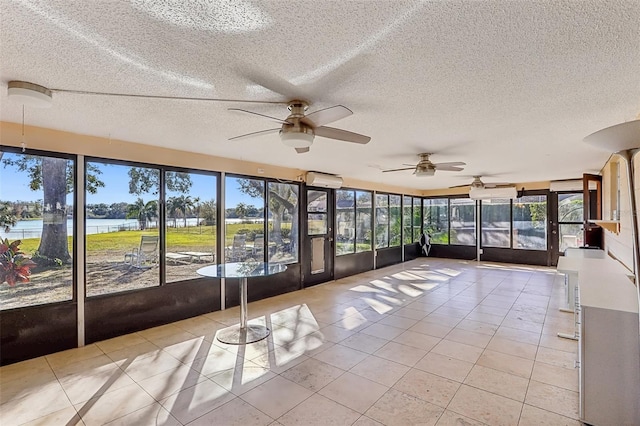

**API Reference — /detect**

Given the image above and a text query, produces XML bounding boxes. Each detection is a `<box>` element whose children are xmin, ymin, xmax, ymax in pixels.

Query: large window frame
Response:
<box><xmin>512</xmin><ymin>193</ymin><xmax>548</xmax><ymax>250</ymax></box>
<box><xmin>423</xmin><ymin>197</ymin><xmax>449</xmax><ymax>244</ymax></box>
<box><xmin>450</xmin><ymin>197</ymin><xmax>476</xmax><ymax>246</ymax></box>
<box><xmin>267</xmin><ymin>181</ymin><xmax>299</xmax><ymax>264</ymax></box>
<box><xmin>375</xmin><ymin>193</ymin><xmax>389</xmax><ymax>249</ymax></box>
<box><xmin>403</xmin><ymin>195</ymin><xmax>413</xmax><ymax>245</ymax></box>
<box><xmin>422</xmin><ymin>193</ymin><xmax>548</xmax><ymax>251</ymax></box>
<box><xmin>0</xmin><ymin>147</ymin><xmax>77</xmax><ymax>311</ymax></box>
<box><xmin>557</xmin><ymin>191</ymin><xmax>584</xmax><ymax>252</ymax></box>
<box><xmin>85</xmin><ymin>157</ymin><xmax>223</xmax><ymax>297</ymax></box>
<box><xmin>336</xmin><ymin>189</ymin><xmax>372</xmax><ymax>255</ymax></box>
<box><xmin>480</xmin><ymin>198</ymin><xmax>512</xmax><ymax>248</ymax></box>
<box><xmin>375</xmin><ymin>192</ymin><xmax>402</xmax><ymax>249</ymax></box>
<box><xmin>164</xmin><ymin>167</ymin><xmax>218</xmax><ymax>283</ymax></box>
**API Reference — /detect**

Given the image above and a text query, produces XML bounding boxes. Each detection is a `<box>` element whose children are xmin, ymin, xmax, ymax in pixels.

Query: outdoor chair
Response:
<box><xmin>229</xmin><ymin>234</ymin><xmax>247</xmax><ymax>262</ymax></box>
<box><xmin>124</xmin><ymin>235</ymin><xmax>159</xmax><ymax>268</ymax></box>
<box><xmin>252</xmin><ymin>234</ymin><xmax>264</xmax><ymax>260</ymax></box>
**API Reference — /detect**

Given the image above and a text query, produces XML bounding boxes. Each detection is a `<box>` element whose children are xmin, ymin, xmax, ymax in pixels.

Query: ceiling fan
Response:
<box><xmin>228</xmin><ymin>101</ymin><xmax>370</xmax><ymax>154</ymax></box>
<box><xmin>382</xmin><ymin>153</ymin><xmax>465</xmax><ymax>177</ymax></box>
<box><xmin>450</xmin><ymin>175</ymin><xmax>511</xmax><ymax>189</ymax></box>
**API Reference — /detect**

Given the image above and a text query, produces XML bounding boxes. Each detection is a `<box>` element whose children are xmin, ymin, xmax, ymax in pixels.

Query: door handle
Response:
<box><xmin>328</xmin><ymin>237</ymin><xmax>334</xmax><ymax>242</ymax></box>
<box><xmin>552</xmin><ymin>230</ymin><xmax>557</xmax><ymax>234</ymax></box>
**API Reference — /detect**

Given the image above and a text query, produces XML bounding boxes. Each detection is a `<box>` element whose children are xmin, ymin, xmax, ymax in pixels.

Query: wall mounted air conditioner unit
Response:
<box><xmin>549</xmin><ymin>179</ymin><xmax>598</xmax><ymax>192</ymax></box>
<box><xmin>469</xmin><ymin>186</ymin><xmax>518</xmax><ymax>200</ymax></box>
<box><xmin>305</xmin><ymin>172</ymin><xmax>343</xmax><ymax>189</ymax></box>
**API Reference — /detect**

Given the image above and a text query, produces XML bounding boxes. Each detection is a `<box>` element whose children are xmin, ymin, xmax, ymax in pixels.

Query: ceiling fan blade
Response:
<box><xmin>240</xmin><ymin>68</ymin><xmax>312</xmax><ymax>102</ymax></box>
<box><xmin>228</xmin><ymin>108</ymin><xmax>291</xmax><ymax>125</ymax></box>
<box><xmin>433</xmin><ymin>161</ymin><xmax>466</xmax><ymax>168</ymax></box>
<box><xmin>229</xmin><ymin>128</ymin><xmax>280</xmax><ymax>141</ymax></box>
<box><xmin>301</xmin><ymin>105</ymin><xmax>352</xmax><ymax>127</ymax></box>
<box><xmin>449</xmin><ymin>183</ymin><xmax>470</xmax><ymax>188</ymax></box>
<box><xmin>314</xmin><ymin>126</ymin><xmax>371</xmax><ymax>144</ymax></box>
<box><xmin>437</xmin><ymin>166</ymin><xmax>465</xmax><ymax>172</ymax></box>
<box><xmin>295</xmin><ymin>147</ymin><xmax>310</xmax><ymax>154</ymax></box>
<box><xmin>382</xmin><ymin>167</ymin><xmax>416</xmax><ymax>173</ymax></box>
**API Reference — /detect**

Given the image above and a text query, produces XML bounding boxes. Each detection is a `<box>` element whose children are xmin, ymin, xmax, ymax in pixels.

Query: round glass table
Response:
<box><xmin>197</xmin><ymin>262</ymin><xmax>287</xmax><ymax>344</ymax></box>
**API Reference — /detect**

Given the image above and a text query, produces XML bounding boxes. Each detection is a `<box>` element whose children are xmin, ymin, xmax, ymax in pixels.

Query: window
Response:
<box><xmin>336</xmin><ymin>190</ymin><xmax>355</xmax><ymax>255</ymax></box>
<box><xmin>450</xmin><ymin>197</ymin><xmax>475</xmax><ymax>245</ymax></box>
<box><xmin>413</xmin><ymin>197</ymin><xmax>422</xmax><ymax>242</ymax></box>
<box><xmin>389</xmin><ymin>194</ymin><xmax>402</xmax><ymax>246</ymax></box>
<box><xmin>558</xmin><ymin>192</ymin><xmax>584</xmax><ymax>252</ymax></box>
<box><xmin>307</xmin><ymin>190</ymin><xmax>327</xmax><ymax>235</ymax></box>
<box><xmin>423</xmin><ymin>198</ymin><xmax>449</xmax><ymax>244</ymax></box>
<box><xmin>355</xmin><ymin>191</ymin><xmax>372</xmax><ymax>252</ymax></box>
<box><xmin>165</xmin><ymin>171</ymin><xmax>217</xmax><ymax>283</ymax></box>
<box><xmin>375</xmin><ymin>194</ymin><xmax>388</xmax><ymax>248</ymax></box>
<box><xmin>481</xmin><ymin>199</ymin><xmax>511</xmax><ymax>248</ymax></box>
<box><xmin>268</xmin><ymin>182</ymin><xmax>298</xmax><ymax>264</ymax></box>
<box><xmin>85</xmin><ymin>161</ymin><xmax>160</xmax><ymax>296</ymax></box>
<box><xmin>1</xmin><ymin>150</ymin><xmax>74</xmax><ymax>310</ymax></box>
<box><xmin>403</xmin><ymin>196</ymin><xmax>413</xmax><ymax>244</ymax></box>
<box><xmin>225</xmin><ymin>176</ymin><xmax>265</xmax><ymax>262</ymax></box>
<box><xmin>335</xmin><ymin>189</ymin><xmax>372</xmax><ymax>255</ymax></box>
<box><xmin>513</xmin><ymin>195</ymin><xmax>547</xmax><ymax>250</ymax></box>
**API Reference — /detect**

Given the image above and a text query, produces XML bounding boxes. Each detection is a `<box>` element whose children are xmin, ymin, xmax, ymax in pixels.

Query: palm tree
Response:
<box><xmin>127</xmin><ymin>198</ymin><xmax>158</xmax><ymax>230</ymax></box>
<box><xmin>173</xmin><ymin>195</ymin><xmax>195</xmax><ymax>227</ymax></box>
<box><xmin>167</xmin><ymin>196</ymin><xmax>179</xmax><ymax>228</ymax></box>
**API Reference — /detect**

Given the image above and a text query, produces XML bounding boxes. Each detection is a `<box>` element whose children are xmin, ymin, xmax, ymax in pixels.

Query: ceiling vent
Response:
<box><xmin>469</xmin><ymin>186</ymin><xmax>518</xmax><ymax>200</ymax></box>
<box><xmin>305</xmin><ymin>172</ymin><xmax>343</xmax><ymax>189</ymax></box>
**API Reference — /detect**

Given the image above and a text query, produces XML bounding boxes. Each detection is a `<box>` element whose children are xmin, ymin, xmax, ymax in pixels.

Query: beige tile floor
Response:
<box><xmin>0</xmin><ymin>258</ymin><xmax>581</xmax><ymax>426</ymax></box>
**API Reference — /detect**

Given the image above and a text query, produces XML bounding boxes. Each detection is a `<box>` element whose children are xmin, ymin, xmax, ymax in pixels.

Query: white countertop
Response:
<box><xmin>557</xmin><ymin>255</ymin><xmax>638</xmax><ymax>313</ymax></box>
<box><xmin>557</xmin><ymin>256</ymin><xmax>629</xmax><ymax>275</ymax></box>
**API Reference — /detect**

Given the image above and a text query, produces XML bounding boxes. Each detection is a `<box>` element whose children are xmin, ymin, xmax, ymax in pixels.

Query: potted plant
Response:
<box><xmin>0</xmin><ymin>238</ymin><xmax>37</xmax><ymax>286</ymax></box>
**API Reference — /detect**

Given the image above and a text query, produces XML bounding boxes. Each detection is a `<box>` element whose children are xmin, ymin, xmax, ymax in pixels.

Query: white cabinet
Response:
<box><xmin>577</xmin><ymin>273</ymin><xmax>640</xmax><ymax>426</ymax></box>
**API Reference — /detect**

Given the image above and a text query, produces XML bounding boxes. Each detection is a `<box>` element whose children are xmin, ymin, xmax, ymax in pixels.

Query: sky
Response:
<box><xmin>0</xmin><ymin>153</ymin><xmax>259</xmax><ymax>207</ymax></box>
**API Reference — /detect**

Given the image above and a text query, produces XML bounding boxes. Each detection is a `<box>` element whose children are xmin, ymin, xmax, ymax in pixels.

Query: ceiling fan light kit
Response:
<box><xmin>7</xmin><ymin>81</ymin><xmax>52</xmax><ymax>108</ymax></box>
<box><xmin>415</xmin><ymin>168</ymin><xmax>436</xmax><ymax>177</ymax></box>
<box><xmin>280</xmin><ymin>128</ymin><xmax>314</xmax><ymax>148</ymax></box>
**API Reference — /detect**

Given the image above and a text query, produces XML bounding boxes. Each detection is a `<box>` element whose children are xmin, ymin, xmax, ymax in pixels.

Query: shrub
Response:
<box><xmin>0</xmin><ymin>238</ymin><xmax>37</xmax><ymax>286</ymax></box>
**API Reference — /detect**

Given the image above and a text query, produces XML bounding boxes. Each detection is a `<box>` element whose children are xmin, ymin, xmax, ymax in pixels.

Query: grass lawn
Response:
<box><xmin>15</xmin><ymin>222</ymin><xmax>272</xmax><ymax>254</ymax></box>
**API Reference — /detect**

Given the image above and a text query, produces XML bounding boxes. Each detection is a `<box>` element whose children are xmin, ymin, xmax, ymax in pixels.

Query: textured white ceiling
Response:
<box><xmin>1</xmin><ymin>0</ymin><xmax>639</xmax><ymax>190</ymax></box>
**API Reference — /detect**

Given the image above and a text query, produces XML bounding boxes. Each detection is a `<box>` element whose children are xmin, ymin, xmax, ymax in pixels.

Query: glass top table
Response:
<box><xmin>197</xmin><ymin>262</ymin><xmax>287</xmax><ymax>344</ymax></box>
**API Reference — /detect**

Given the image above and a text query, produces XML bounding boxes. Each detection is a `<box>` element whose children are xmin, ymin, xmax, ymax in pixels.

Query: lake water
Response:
<box><xmin>1</xmin><ymin>218</ymin><xmax>263</xmax><ymax>239</ymax></box>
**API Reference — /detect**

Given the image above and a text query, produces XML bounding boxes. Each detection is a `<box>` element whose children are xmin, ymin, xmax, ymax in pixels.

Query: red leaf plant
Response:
<box><xmin>0</xmin><ymin>238</ymin><xmax>37</xmax><ymax>286</ymax></box>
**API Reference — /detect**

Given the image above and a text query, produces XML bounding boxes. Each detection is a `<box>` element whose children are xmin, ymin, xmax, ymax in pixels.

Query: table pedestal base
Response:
<box><xmin>216</xmin><ymin>324</ymin><xmax>270</xmax><ymax>345</ymax></box>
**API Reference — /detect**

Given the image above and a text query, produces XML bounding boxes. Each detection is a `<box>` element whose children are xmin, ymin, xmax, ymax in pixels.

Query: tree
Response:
<box><xmin>167</xmin><ymin>196</ymin><xmax>179</xmax><ymax>227</ymax></box>
<box><xmin>1</xmin><ymin>153</ymin><xmax>192</xmax><ymax>264</ymax></box>
<box><xmin>1</xmin><ymin>155</ymin><xmax>104</xmax><ymax>265</ymax></box>
<box><xmin>236</xmin><ymin>179</ymin><xmax>304</xmax><ymax>257</ymax></box>
<box><xmin>0</xmin><ymin>202</ymin><xmax>18</xmax><ymax>233</ymax></box>
<box><xmin>128</xmin><ymin>169</ymin><xmax>191</xmax><ymax>195</ymax></box>
<box><xmin>172</xmin><ymin>195</ymin><xmax>195</xmax><ymax>227</ymax></box>
<box><xmin>126</xmin><ymin>198</ymin><xmax>158</xmax><ymax>230</ymax></box>
<box><xmin>200</xmin><ymin>199</ymin><xmax>216</xmax><ymax>226</ymax></box>
<box><xmin>235</xmin><ymin>202</ymin><xmax>248</xmax><ymax>219</ymax></box>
